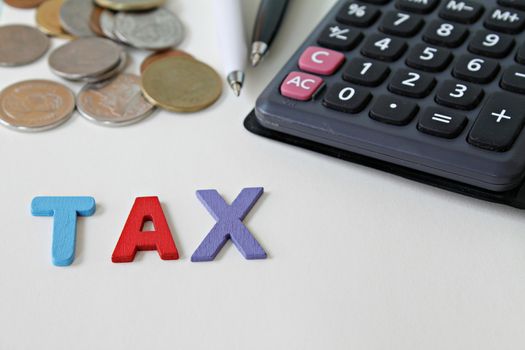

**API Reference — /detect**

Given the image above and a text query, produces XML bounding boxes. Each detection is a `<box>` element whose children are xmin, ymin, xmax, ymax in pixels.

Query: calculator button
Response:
<box><xmin>468</xmin><ymin>30</ymin><xmax>514</xmax><ymax>58</ymax></box>
<box><xmin>515</xmin><ymin>42</ymin><xmax>525</xmax><ymax>63</ymax></box>
<box><xmin>389</xmin><ymin>69</ymin><xmax>436</xmax><ymax>98</ymax></box>
<box><xmin>500</xmin><ymin>65</ymin><xmax>525</xmax><ymax>94</ymax></box>
<box><xmin>452</xmin><ymin>55</ymin><xmax>500</xmax><ymax>84</ymax></box>
<box><xmin>336</xmin><ymin>1</ymin><xmax>381</xmax><ymax>27</ymax></box>
<box><xmin>298</xmin><ymin>46</ymin><xmax>345</xmax><ymax>75</ymax></box>
<box><xmin>417</xmin><ymin>107</ymin><xmax>468</xmax><ymax>138</ymax></box>
<box><xmin>405</xmin><ymin>44</ymin><xmax>453</xmax><ymax>72</ymax></box>
<box><xmin>378</xmin><ymin>11</ymin><xmax>424</xmax><ymax>37</ymax></box>
<box><xmin>498</xmin><ymin>0</ymin><xmax>525</xmax><ymax>11</ymax></box>
<box><xmin>395</xmin><ymin>0</ymin><xmax>439</xmax><ymax>14</ymax></box>
<box><xmin>423</xmin><ymin>20</ymin><xmax>469</xmax><ymax>48</ymax></box>
<box><xmin>280</xmin><ymin>71</ymin><xmax>324</xmax><ymax>101</ymax></box>
<box><xmin>484</xmin><ymin>7</ymin><xmax>525</xmax><ymax>34</ymax></box>
<box><xmin>369</xmin><ymin>95</ymin><xmax>419</xmax><ymax>125</ymax></box>
<box><xmin>317</xmin><ymin>24</ymin><xmax>363</xmax><ymax>51</ymax></box>
<box><xmin>468</xmin><ymin>93</ymin><xmax>525</xmax><ymax>151</ymax></box>
<box><xmin>342</xmin><ymin>58</ymin><xmax>390</xmax><ymax>86</ymax></box>
<box><xmin>360</xmin><ymin>0</ymin><xmax>391</xmax><ymax>4</ymax></box>
<box><xmin>435</xmin><ymin>80</ymin><xmax>484</xmax><ymax>110</ymax></box>
<box><xmin>439</xmin><ymin>0</ymin><xmax>484</xmax><ymax>24</ymax></box>
<box><xmin>360</xmin><ymin>34</ymin><xmax>407</xmax><ymax>61</ymax></box>
<box><xmin>322</xmin><ymin>83</ymin><xmax>372</xmax><ymax>113</ymax></box>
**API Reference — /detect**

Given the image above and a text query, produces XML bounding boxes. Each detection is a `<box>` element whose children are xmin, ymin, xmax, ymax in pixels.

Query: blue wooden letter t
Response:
<box><xmin>31</xmin><ymin>197</ymin><xmax>96</xmax><ymax>266</ymax></box>
<box><xmin>191</xmin><ymin>187</ymin><xmax>267</xmax><ymax>262</ymax></box>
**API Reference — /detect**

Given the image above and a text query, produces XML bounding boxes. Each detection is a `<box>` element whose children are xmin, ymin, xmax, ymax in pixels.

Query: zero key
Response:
<box><xmin>468</xmin><ymin>92</ymin><xmax>525</xmax><ymax>151</ymax></box>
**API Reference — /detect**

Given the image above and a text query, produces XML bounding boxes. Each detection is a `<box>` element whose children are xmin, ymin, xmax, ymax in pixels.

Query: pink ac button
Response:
<box><xmin>280</xmin><ymin>71</ymin><xmax>324</xmax><ymax>101</ymax></box>
<box><xmin>298</xmin><ymin>46</ymin><xmax>345</xmax><ymax>75</ymax></box>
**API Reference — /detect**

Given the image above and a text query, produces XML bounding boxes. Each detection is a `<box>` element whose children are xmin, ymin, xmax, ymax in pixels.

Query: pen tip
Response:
<box><xmin>251</xmin><ymin>53</ymin><xmax>262</xmax><ymax>67</ymax></box>
<box><xmin>231</xmin><ymin>82</ymin><xmax>242</xmax><ymax>97</ymax></box>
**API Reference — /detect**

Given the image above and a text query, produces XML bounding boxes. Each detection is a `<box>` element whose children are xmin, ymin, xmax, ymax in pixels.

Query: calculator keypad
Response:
<box><xmin>257</xmin><ymin>0</ymin><xmax>525</xmax><ymax>191</ymax></box>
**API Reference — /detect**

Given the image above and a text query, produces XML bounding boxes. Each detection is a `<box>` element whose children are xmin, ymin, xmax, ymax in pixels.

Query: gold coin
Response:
<box><xmin>36</xmin><ymin>0</ymin><xmax>73</xmax><ymax>39</ymax></box>
<box><xmin>5</xmin><ymin>0</ymin><xmax>45</xmax><ymax>9</ymax></box>
<box><xmin>140</xmin><ymin>49</ymin><xmax>193</xmax><ymax>74</ymax></box>
<box><xmin>141</xmin><ymin>57</ymin><xmax>222</xmax><ymax>113</ymax></box>
<box><xmin>94</xmin><ymin>0</ymin><xmax>165</xmax><ymax>11</ymax></box>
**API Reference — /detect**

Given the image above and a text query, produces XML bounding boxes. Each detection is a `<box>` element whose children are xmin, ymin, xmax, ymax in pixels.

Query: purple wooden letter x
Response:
<box><xmin>191</xmin><ymin>187</ymin><xmax>267</xmax><ymax>262</ymax></box>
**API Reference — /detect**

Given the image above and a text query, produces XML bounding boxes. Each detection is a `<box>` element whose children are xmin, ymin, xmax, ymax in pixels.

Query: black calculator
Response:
<box><xmin>252</xmin><ymin>0</ymin><xmax>525</xmax><ymax>196</ymax></box>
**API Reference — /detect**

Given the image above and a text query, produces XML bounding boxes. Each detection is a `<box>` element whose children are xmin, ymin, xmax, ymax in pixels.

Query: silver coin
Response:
<box><xmin>0</xmin><ymin>25</ymin><xmax>49</xmax><ymax>66</ymax></box>
<box><xmin>99</xmin><ymin>10</ymin><xmax>118</xmax><ymax>41</ymax></box>
<box><xmin>49</xmin><ymin>37</ymin><xmax>123</xmax><ymax>80</ymax></box>
<box><xmin>95</xmin><ymin>0</ymin><xmax>165</xmax><ymax>11</ymax></box>
<box><xmin>60</xmin><ymin>0</ymin><xmax>95</xmax><ymax>37</ymax></box>
<box><xmin>114</xmin><ymin>8</ymin><xmax>184</xmax><ymax>50</ymax></box>
<box><xmin>77</xmin><ymin>73</ymin><xmax>155</xmax><ymax>126</ymax></box>
<box><xmin>80</xmin><ymin>50</ymin><xmax>128</xmax><ymax>83</ymax></box>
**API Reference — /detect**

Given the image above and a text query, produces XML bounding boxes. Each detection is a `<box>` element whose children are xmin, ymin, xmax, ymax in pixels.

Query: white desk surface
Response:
<box><xmin>1</xmin><ymin>1</ymin><xmax>525</xmax><ymax>349</ymax></box>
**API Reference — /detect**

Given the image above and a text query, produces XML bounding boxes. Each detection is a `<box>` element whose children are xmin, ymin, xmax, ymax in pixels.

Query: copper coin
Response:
<box><xmin>36</xmin><ymin>0</ymin><xmax>74</xmax><ymax>39</ymax></box>
<box><xmin>4</xmin><ymin>0</ymin><xmax>45</xmax><ymax>9</ymax></box>
<box><xmin>140</xmin><ymin>50</ymin><xmax>193</xmax><ymax>73</ymax></box>
<box><xmin>0</xmin><ymin>80</ymin><xmax>75</xmax><ymax>132</ymax></box>
<box><xmin>89</xmin><ymin>6</ymin><xmax>105</xmax><ymax>37</ymax></box>
<box><xmin>0</xmin><ymin>25</ymin><xmax>50</xmax><ymax>66</ymax></box>
<box><xmin>77</xmin><ymin>73</ymin><xmax>155</xmax><ymax>126</ymax></box>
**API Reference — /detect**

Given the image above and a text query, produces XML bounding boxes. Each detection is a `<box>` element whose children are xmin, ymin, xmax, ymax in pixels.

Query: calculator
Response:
<box><xmin>252</xmin><ymin>0</ymin><xmax>525</xmax><ymax>195</ymax></box>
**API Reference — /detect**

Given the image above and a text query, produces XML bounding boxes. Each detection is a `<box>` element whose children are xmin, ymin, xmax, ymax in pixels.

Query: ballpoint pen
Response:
<box><xmin>214</xmin><ymin>0</ymin><xmax>247</xmax><ymax>97</ymax></box>
<box><xmin>250</xmin><ymin>0</ymin><xmax>290</xmax><ymax>67</ymax></box>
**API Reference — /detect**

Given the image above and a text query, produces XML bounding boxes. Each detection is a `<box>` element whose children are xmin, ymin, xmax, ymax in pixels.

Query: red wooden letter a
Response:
<box><xmin>112</xmin><ymin>197</ymin><xmax>179</xmax><ymax>263</ymax></box>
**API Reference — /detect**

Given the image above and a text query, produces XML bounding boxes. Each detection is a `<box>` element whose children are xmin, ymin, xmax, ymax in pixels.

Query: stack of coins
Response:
<box><xmin>0</xmin><ymin>0</ymin><xmax>224</xmax><ymax>132</ymax></box>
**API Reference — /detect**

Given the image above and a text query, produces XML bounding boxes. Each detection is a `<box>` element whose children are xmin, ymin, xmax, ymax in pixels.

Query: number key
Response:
<box><xmin>389</xmin><ymin>68</ymin><xmax>436</xmax><ymax>98</ymax></box>
<box><xmin>361</xmin><ymin>33</ymin><xmax>407</xmax><ymax>61</ymax></box>
<box><xmin>405</xmin><ymin>44</ymin><xmax>453</xmax><ymax>72</ymax></box>
<box><xmin>435</xmin><ymin>80</ymin><xmax>484</xmax><ymax>110</ymax></box>
<box><xmin>379</xmin><ymin>11</ymin><xmax>424</xmax><ymax>37</ymax></box>
<box><xmin>336</xmin><ymin>1</ymin><xmax>381</xmax><ymax>27</ymax></box>
<box><xmin>468</xmin><ymin>30</ymin><xmax>514</xmax><ymax>58</ymax></box>
<box><xmin>452</xmin><ymin>54</ymin><xmax>500</xmax><ymax>84</ymax></box>
<box><xmin>322</xmin><ymin>83</ymin><xmax>372</xmax><ymax>113</ymax></box>
<box><xmin>342</xmin><ymin>57</ymin><xmax>390</xmax><ymax>86</ymax></box>
<box><xmin>423</xmin><ymin>20</ymin><xmax>469</xmax><ymax>48</ymax></box>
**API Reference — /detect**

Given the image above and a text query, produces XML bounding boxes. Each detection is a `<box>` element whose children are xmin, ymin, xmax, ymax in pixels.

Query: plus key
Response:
<box><xmin>468</xmin><ymin>93</ymin><xmax>525</xmax><ymax>151</ymax></box>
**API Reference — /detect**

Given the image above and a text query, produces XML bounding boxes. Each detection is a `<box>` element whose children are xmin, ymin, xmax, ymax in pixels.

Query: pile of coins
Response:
<box><xmin>0</xmin><ymin>0</ymin><xmax>223</xmax><ymax>132</ymax></box>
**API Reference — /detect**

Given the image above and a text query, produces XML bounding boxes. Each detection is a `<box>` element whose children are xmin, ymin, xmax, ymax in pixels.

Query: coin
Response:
<box><xmin>89</xmin><ymin>6</ymin><xmax>105</xmax><ymax>37</ymax></box>
<box><xmin>36</xmin><ymin>0</ymin><xmax>74</xmax><ymax>39</ymax></box>
<box><xmin>77</xmin><ymin>74</ymin><xmax>155</xmax><ymax>126</ymax></box>
<box><xmin>4</xmin><ymin>0</ymin><xmax>45</xmax><ymax>9</ymax></box>
<box><xmin>114</xmin><ymin>8</ymin><xmax>183</xmax><ymax>50</ymax></box>
<box><xmin>60</xmin><ymin>0</ymin><xmax>95</xmax><ymax>37</ymax></box>
<box><xmin>80</xmin><ymin>50</ymin><xmax>128</xmax><ymax>83</ymax></box>
<box><xmin>0</xmin><ymin>25</ymin><xmax>50</xmax><ymax>66</ymax></box>
<box><xmin>0</xmin><ymin>80</ymin><xmax>75</xmax><ymax>132</ymax></box>
<box><xmin>99</xmin><ymin>9</ymin><xmax>118</xmax><ymax>41</ymax></box>
<box><xmin>141</xmin><ymin>57</ymin><xmax>222</xmax><ymax>112</ymax></box>
<box><xmin>49</xmin><ymin>37</ymin><xmax>122</xmax><ymax>80</ymax></box>
<box><xmin>140</xmin><ymin>49</ymin><xmax>193</xmax><ymax>73</ymax></box>
<box><xmin>94</xmin><ymin>0</ymin><xmax>165</xmax><ymax>11</ymax></box>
